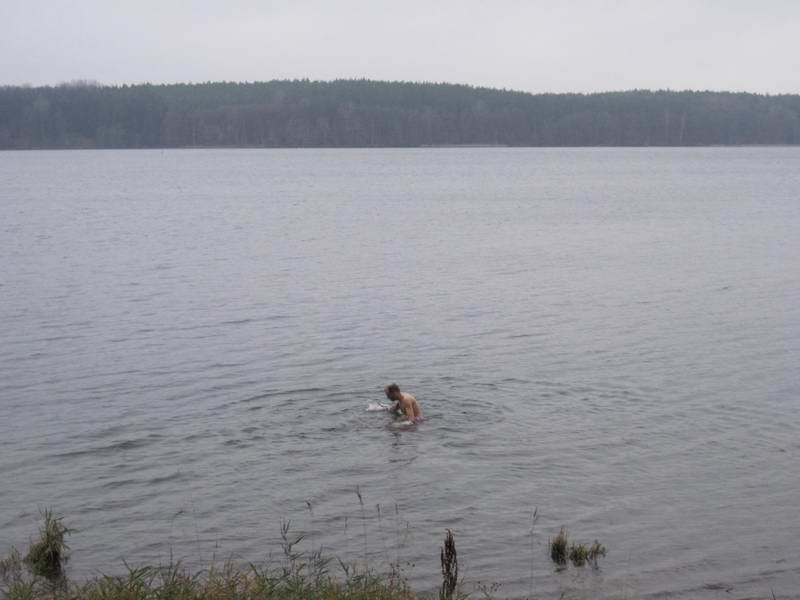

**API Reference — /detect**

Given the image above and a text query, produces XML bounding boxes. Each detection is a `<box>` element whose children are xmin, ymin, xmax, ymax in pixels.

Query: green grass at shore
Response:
<box><xmin>2</xmin><ymin>508</ymin><xmax>606</xmax><ymax>600</ymax></box>
<box><xmin>2</xmin><ymin>547</ymin><xmax>414</xmax><ymax>600</ymax></box>
<box><xmin>1</xmin><ymin>510</ymin><xmax>417</xmax><ymax>600</ymax></box>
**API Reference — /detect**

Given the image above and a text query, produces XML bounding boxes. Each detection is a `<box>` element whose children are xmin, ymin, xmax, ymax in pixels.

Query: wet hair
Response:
<box><xmin>385</xmin><ymin>383</ymin><xmax>400</xmax><ymax>396</ymax></box>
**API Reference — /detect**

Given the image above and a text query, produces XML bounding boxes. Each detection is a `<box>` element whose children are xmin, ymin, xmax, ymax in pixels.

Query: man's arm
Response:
<box><xmin>396</xmin><ymin>399</ymin><xmax>412</xmax><ymax>417</ymax></box>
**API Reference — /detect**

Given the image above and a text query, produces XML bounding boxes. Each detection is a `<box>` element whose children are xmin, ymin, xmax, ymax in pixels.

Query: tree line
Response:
<box><xmin>1</xmin><ymin>79</ymin><xmax>799</xmax><ymax>149</ymax></box>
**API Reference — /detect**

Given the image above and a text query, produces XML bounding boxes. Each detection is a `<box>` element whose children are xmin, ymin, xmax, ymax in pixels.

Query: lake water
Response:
<box><xmin>1</xmin><ymin>148</ymin><xmax>799</xmax><ymax>599</ymax></box>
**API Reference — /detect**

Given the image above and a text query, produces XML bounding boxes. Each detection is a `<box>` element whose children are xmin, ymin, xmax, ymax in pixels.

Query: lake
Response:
<box><xmin>1</xmin><ymin>148</ymin><xmax>799</xmax><ymax>599</ymax></box>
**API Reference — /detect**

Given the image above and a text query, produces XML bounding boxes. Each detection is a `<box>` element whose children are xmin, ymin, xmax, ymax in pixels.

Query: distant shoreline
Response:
<box><xmin>2</xmin><ymin>80</ymin><xmax>799</xmax><ymax>150</ymax></box>
<box><xmin>2</xmin><ymin>144</ymin><xmax>800</xmax><ymax>151</ymax></box>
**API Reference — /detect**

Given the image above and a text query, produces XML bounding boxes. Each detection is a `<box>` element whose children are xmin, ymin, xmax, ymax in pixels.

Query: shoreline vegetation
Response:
<box><xmin>1</xmin><ymin>507</ymin><xmax>607</xmax><ymax>600</ymax></box>
<box><xmin>1</xmin><ymin>79</ymin><xmax>800</xmax><ymax>150</ymax></box>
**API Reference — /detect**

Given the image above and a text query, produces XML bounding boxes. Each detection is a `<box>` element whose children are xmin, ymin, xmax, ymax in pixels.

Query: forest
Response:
<box><xmin>1</xmin><ymin>79</ymin><xmax>799</xmax><ymax>148</ymax></box>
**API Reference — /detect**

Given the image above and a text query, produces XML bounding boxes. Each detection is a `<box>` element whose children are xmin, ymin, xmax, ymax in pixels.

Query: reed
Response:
<box><xmin>439</xmin><ymin>529</ymin><xmax>458</xmax><ymax>600</ymax></box>
<box><xmin>549</xmin><ymin>528</ymin><xmax>569</xmax><ymax>566</ymax></box>
<box><xmin>587</xmin><ymin>541</ymin><xmax>607</xmax><ymax>566</ymax></box>
<box><xmin>549</xmin><ymin>529</ymin><xmax>607</xmax><ymax>569</ymax></box>
<box><xmin>567</xmin><ymin>540</ymin><xmax>607</xmax><ymax>568</ymax></box>
<box><xmin>528</xmin><ymin>507</ymin><xmax>538</xmax><ymax>598</ymax></box>
<box><xmin>23</xmin><ymin>509</ymin><xmax>71</xmax><ymax>581</ymax></box>
<box><xmin>568</xmin><ymin>542</ymin><xmax>589</xmax><ymax>566</ymax></box>
<box><xmin>356</xmin><ymin>486</ymin><xmax>368</xmax><ymax>568</ymax></box>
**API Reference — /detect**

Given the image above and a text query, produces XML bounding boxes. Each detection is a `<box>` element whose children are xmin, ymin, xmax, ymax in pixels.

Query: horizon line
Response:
<box><xmin>1</xmin><ymin>78</ymin><xmax>798</xmax><ymax>97</ymax></box>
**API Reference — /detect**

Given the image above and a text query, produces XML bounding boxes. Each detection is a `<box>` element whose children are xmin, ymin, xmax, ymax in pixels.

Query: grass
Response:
<box><xmin>2</xmin><ymin>505</ymin><xmax>609</xmax><ymax>600</ymax></box>
<box><xmin>587</xmin><ymin>541</ymin><xmax>607</xmax><ymax>566</ymax></box>
<box><xmin>2</xmin><ymin>547</ymin><xmax>413</xmax><ymax>600</ymax></box>
<box><xmin>0</xmin><ymin>509</ymin><xmax>420</xmax><ymax>600</ymax></box>
<box><xmin>568</xmin><ymin>543</ymin><xmax>589</xmax><ymax>566</ymax></box>
<box><xmin>549</xmin><ymin>529</ymin><xmax>569</xmax><ymax>566</ymax></box>
<box><xmin>439</xmin><ymin>529</ymin><xmax>458</xmax><ymax>600</ymax></box>
<box><xmin>549</xmin><ymin>528</ymin><xmax>607</xmax><ymax>570</ymax></box>
<box><xmin>2</xmin><ymin>560</ymin><xmax>415</xmax><ymax>600</ymax></box>
<box><xmin>568</xmin><ymin>540</ymin><xmax>606</xmax><ymax>568</ymax></box>
<box><xmin>23</xmin><ymin>510</ymin><xmax>71</xmax><ymax>581</ymax></box>
<box><xmin>528</xmin><ymin>507</ymin><xmax>538</xmax><ymax>599</ymax></box>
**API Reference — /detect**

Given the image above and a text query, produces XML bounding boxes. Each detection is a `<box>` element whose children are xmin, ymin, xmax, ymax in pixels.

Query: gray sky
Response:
<box><xmin>2</xmin><ymin>0</ymin><xmax>799</xmax><ymax>93</ymax></box>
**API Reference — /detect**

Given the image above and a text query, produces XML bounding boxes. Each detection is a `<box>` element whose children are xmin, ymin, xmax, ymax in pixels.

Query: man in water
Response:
<box><xmin>384</xmin><ymin>383</ymin><xmax>423</xmax><ymax>422</ymax></box>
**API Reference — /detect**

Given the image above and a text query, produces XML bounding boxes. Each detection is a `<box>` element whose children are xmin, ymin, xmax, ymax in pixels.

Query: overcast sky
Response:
<box><xmin>2</xmin><ymin>0</ymin><xmax>799</xmax><ymax>93</ymax></box>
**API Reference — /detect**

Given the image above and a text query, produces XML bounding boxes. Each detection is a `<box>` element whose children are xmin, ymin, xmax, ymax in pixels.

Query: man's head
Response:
<box><xmin>384</xmin><ymin>383</ymin><xmax>401</xmax><ymax>401</ymax></box>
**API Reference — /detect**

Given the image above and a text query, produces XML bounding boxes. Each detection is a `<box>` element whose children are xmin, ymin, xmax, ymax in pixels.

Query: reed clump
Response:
<box><xmin>567</xmin><ymin>540</ymin><xmax>606</xmax><ymax>567</ymax></box>
<box><xmin>439</xmin><ymin>529</ymin><xmax>458</xmax><ymax>600</ymax></box>
<box><xmin>549</xmin><ymin>528</ymin><xmax>606</xmax><ymax>569</ymax></box>
<box><xmin>587</xmin><ymin>541</ymin><xmax>607</xmax><ymax>565</ymax></box>
<box><xmin>568</xmin><ymin>542</ymin><xmax>589</xmax><ymax>566</ymax></box>
<box><xmin>549</xmin><ymin>528</ymin><xmax>569</xmax><ymax>566</ymax></box>
<box><xmin>23</xmin><ymin>509</ymin><xmax>71</xmax><ymax>581</ymax></box>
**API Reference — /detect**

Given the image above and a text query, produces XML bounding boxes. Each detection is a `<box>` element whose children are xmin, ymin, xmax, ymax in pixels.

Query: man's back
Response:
<box><xmin>399</xmin><ymin>392</ymin><xmax>422</xmax><ymax>420</ymax></box>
